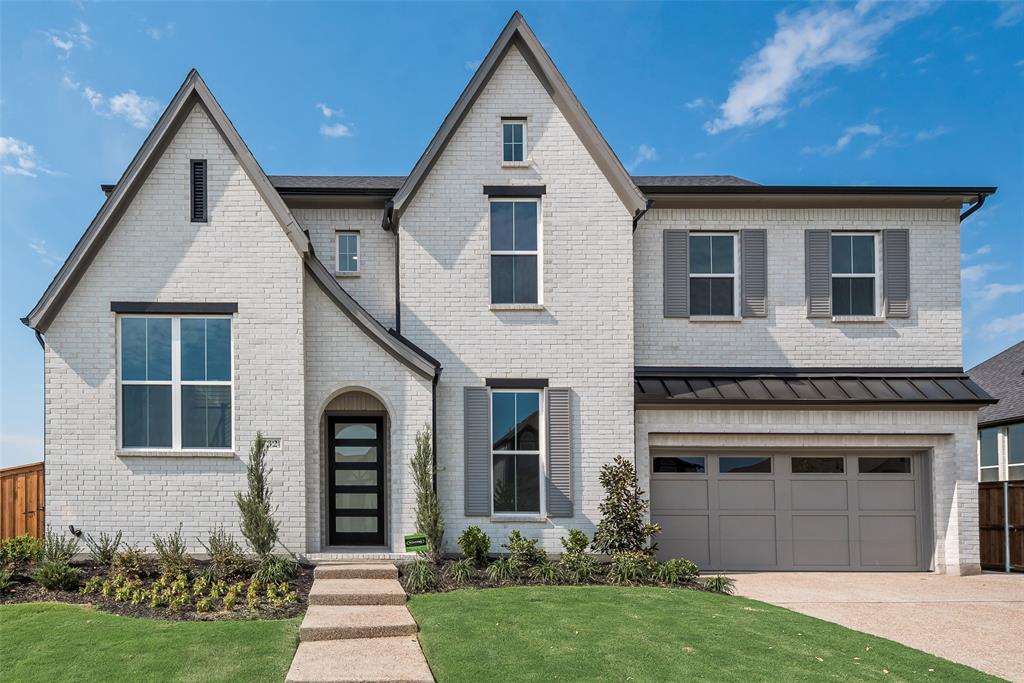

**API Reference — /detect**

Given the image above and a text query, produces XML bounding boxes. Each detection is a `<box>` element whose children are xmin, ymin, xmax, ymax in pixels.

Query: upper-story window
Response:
<box><xmin>119</xmin><ymin>316</ymin><xmax>232</xmax><ymax>450</ymax></box>
<box><xmin>502</xmin><ymin>120</ymin><xmax>525</xmax><ymax>163</ymax></box>
<box><xmin>831</xmin><ymin>233</ymin><xmax>878</xmax><ymax>316</ymax></box>
<box><xmin>979</xmin><ymin>424</ymin><xmax>1024</xmax><ymax>482</ymax></box>
<box><xmin>689</xmin><ymin>233</ymin><xmax>737</xmax><ymax>316</ymax></box>
<box><xmin>336</xmin><ymin>231</ymin><xmax>360</xmax><ymax>274</ymax></box>
<box><xmin>490</xmin><ymin>200</ymin><xmax>539</xmax><ymax>304</ymax></box>
<box><xmin>492</xmin><ymin>389</ymin><xmax>542</xmax><ymax>513</ymax></box>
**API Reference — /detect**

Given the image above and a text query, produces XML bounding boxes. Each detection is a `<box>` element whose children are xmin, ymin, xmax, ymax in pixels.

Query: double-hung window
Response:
<box><xmin>491</xmin><ymin>390</ymin><xmax>541</xmax><ymax>513</ymax></box>
<box><xmin>490</xmin><ymin>200</ymin><xmax>539</xmax><ymax>304</ymax></box>
<box><xmin>119</xmin><ymin>316</ymin><xmax>232</xmax><ymax>450</ymax></box>
<box><xmin>336</xmin><ymin>231</ymin><xmax>359</xmax><ymax>274</ymax></box>
<box><xmin>502</xmin><ymin>120</ymin><xmax>525</xmax><ymax>162</ymax></box>
<box><xmin>979</xmin><ymin>424</ymin><xmax>1024</xmax><ymax>481</ymax></box>
<box><xmin>689</xmin><ymin>233</ymin><xmax>737</xmax><ymax>316</ymax></box>
<box><xmin>831</xmin><ymin>233</ymin><xmax>878</xmax><ymax>316</ymax></box>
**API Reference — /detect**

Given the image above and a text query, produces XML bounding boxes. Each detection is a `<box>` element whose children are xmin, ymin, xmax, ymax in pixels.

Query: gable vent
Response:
<box><xmin>190</xmin><ymin>159</ymin><xmax>207</xmax><ymax>222</ymax></box>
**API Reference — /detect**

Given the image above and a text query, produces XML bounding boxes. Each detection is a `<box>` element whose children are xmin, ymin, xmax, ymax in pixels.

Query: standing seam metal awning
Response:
<box><xmin>635</xmin><ymin>368</ymin><xmax>996</xmax><ymax>406</ymax></box>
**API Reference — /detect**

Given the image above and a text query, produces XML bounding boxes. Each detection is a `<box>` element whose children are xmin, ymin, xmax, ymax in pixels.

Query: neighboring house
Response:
<box><xmin>969</xmin><ymin>341</ymin><xmax>1024</xmax><ymax>482</ymax></box>
<box><xmin>22</xmin><ymin>13</ymin><xmax>997</xmax><ymax>574</ymax></box>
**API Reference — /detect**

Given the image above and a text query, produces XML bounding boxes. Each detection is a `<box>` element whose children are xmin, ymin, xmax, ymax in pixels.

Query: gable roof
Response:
<box><xmin>389</xmin><ymin>11</ymin><xmax>647</xmax><ymax>220</ymax></box>
<box><xmin>969</xmin><ymin>341</ymin><xmax>1024</xmax><ymax>426</ymax></box>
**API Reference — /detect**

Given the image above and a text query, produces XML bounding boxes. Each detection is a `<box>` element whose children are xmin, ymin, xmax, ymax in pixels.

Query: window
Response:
<box><xmin>689</xmin><ymin>233</ymin><xmax>737</xmax><ymax>316</ymax></box>
<box><xmin>502</xmin><ymin>120</ymin><xmax>525</xmax><ymax>162</ymax></box>
<box><xmin>490</xmin><ymin>200</ymin><xmax>539</xmax><ymax>304</ymax></box>
<box><xmin>831</xmin><ymin>233</ymin><xmax>877</xmax><ymax>316</ymax></box>
<box><xmin>491</xmin><ymin>390</ymin><xmax>541</xmax><ymax>513</ymax></box>
<box><xmin>190</xmin><ymin>159</ymin><xmax>207</xmax><ymax>222</ymax></box>
<box><xmin>653</xmin><ymin>456</ymin><xmax>706</xmax><ymax>473</ymax></box>
<box><xmin>1009</xmin><ymin>425</ymin><xmax>1024</xmax><ymax>481</ymax></box>
<box><xmin>792</xmin><ymin>457</ymin><xmax>845</xmax><ymax>474</ymax></box>
<box><xmin>719</xmin><ymin>456</ymin><xmax>771</xmax><ymax>474</ymax></box>
<box><xmin>336</xmin><ymin>231</ymin><xmax>359</xmax><ymax>274</ymax></box>
<box><xmin>979</xmin><ymin>427</ymin><xmax>1001</xmax><ymax>482</ymax></box>
<box><xmin>119</xmin><ymin>316</ymin><xmax>232</xmax><ymax>450</ymax></box>
<box><xmin>858</xmin><ymin>457</ymin><xmax>911</xmax><ymax>474</ymax></box>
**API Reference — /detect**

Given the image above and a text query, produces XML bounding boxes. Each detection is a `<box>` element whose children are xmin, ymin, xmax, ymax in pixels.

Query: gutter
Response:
<box><xmin>959</xmin><ymin>193</ymin><xmax>987</xmax><ymax>223</ymax></box>
<box><xmin>632</xmin><ymin>199</ymin><xmax>653</xmax><ymax>232</ymax></box>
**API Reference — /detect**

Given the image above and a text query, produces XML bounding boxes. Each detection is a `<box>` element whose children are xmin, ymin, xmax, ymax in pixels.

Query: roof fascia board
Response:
<box><xmin>635</xmin><ymin>399</ymin><xmax>996</xmax><ymax>409</ymax></box>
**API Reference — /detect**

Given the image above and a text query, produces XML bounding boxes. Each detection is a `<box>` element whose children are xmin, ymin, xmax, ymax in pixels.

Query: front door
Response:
<box><xmin>327</xmin><ymin>416</ymin><xmax>385</xmax><ymax>546</ymax></box>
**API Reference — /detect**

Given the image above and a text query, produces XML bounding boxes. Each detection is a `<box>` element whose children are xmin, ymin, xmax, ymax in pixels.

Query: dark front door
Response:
<box><xmin>327</xmin><ymin>416</ymin><xmax>385</xmax><ymax>546</ymax></box>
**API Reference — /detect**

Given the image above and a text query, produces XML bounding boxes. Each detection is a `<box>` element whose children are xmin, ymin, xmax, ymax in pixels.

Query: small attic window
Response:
<box><xmin>502</xmin><ymin>120</ymin><xmax>525</xmax><ymax>163</ymax></box>
<box><xmin>191</xmin><ymin>159</ymin><xmax>207</xmax><ymax>222</ymax></box>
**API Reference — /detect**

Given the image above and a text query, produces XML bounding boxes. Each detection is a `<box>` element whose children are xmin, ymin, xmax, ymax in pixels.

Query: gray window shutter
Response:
<box><xmin>663</xmin><ymin>229</ymin><xmax>689</xmax><ymax>317</ymax></box>
<box><xmin>883</xmin><ymin>229</ymin><xmax>910</xmax><ymax>318</ymax></box>
<box><xmin>740</xmin><ymin>229</ymin><xmax>768</xmax><ymax>317</ymax></box>
<box><xmin>546</xmin><ymin>387</ymin><xmax>572</xmax><ymax>517</ymax></box>
<box><xmin>805</xmin><ymin>230</ymin><xmax>831</xmax><ymax>318</ymax></box>
<box><xmin>463</xmin><ymin>386</ymin><xmax>490</xmax><ymax>516</ymax></box>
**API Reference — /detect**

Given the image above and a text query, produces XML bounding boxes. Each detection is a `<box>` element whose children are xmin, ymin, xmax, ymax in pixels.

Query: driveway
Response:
<box><xmin>731</xmin><ymin>572</ymin><xmax>1024</xmax><ymax>682</ymax></box>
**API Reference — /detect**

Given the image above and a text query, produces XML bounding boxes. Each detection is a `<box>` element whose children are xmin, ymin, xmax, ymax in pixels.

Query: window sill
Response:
<box><xmin>489</xmin><ymin>303</ymin><xmax>545</xmax><ymax>311</ymax></box>
<box><xmin>689</xmin><ymin>315</ymin><xmax>742</xmax><ymax>323</ymax></box>
<box><xmin>117</xmin><ymin>450</ymin><xmax>236</xmax><ymax>458</ymax></box>
<box><xmin>490</xmin><ymin>515</ymin><xmax>548</xmax><ymax>523</ymax></box>
<box><xmin>831</xmin><ymin>315</ymin><xmax>885</xmax><ymax>323</ymax></box>
<box><xmin>335</xmin><ymin>272</ymin><xmax>361</xmax><ymax>279</ymax></box>
<box><xmin>501</xmin><ymin>160</ymin><xmax>531</xmax><ymax>169</ymax></box>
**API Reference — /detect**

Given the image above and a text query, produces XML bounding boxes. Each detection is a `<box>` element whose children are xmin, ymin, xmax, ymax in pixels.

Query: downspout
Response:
<box><xmin>959</xmin><ymin>194</ymin><xmax>987</xmax><ymax>223</ymax></box>
<box><xmin>381</xmin><ymin>200</ymin><xmax>402</xmax><ymax>333</ymax></box>
<box><xmin>431</xmin><ymin>368</ymin><xmax>443</xmax><ymax>494</ymax></box>
<box><xmin>632</xmin><ymin>199</ymin><xmax>653</xmax><ymax>232</ymax></box>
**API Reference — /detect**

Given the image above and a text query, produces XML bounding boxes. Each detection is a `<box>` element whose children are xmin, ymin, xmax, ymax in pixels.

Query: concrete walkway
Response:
<box><xmin>731</xmin><ymin>572</ymin><xmax>1024</xmax><ymax>682</ymax></box>
<box><xmin>286</xmin><ymin>563</ymin><xmax>433</xmax><ymax>683</ymax></box>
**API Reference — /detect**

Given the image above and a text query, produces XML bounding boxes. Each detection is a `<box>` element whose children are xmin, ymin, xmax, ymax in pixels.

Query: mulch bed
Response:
<box><xmin>1</xmin><ymin>561</ymin><xmax>314</xmax><ymax>621</ymax></box>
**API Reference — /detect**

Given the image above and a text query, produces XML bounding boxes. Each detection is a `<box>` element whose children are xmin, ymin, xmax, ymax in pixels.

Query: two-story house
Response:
<box><xmin>22</xmin><ymin>13</ymin><xmax>996</xmax><ymax>575</ymax></box>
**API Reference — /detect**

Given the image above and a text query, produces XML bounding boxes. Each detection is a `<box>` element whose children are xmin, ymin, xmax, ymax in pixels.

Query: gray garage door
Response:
<box><xmin>651</xmin><ymin>452</ymin><xmax>928</xmax><ymax>571</ymax></box>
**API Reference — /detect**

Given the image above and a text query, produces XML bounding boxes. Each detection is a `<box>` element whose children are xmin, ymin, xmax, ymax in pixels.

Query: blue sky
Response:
<box><xmin>2</xmin><ymin>2</ymin><xmax>1022</xmax><ymax>466</ymax></box>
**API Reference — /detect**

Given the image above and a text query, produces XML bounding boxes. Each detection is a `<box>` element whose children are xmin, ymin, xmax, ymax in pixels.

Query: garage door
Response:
<box><xmin>651</xmin><ymin>452</ymin><xmax>928</xmax><ymax>571</ymax></box>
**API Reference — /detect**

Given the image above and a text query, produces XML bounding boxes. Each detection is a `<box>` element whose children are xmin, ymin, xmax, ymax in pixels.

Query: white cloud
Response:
<box><xmin>705</xmin><ymin>1</ymin><xmax>931</xmax><ymax>134</ymax></box>
<box><xmin>82</xmin><ymin>86</ymin><xmax>103</xmax><ymax>110</ymax></box>
<box><xmin>0</xmin><ymin>137</ymin><xmax>62</xmax><ymax>178</ymax></box>
<box><xmin>912</xmin><ymin>53</ymin><xmax>934</xmax><ymax>65</ymax></box>
<box><xmin>802</xmin><ymin>123</ymin><xmax>881</xmax><ymax>156</ymax></box>
<box><xmin>915</xmin><ymin>125</ymin><xmax>951</xmax><ymax>141</ymax></box>
<box><xmin>627</xmin><ymin>144</ymin><xmax>658</xmax><ymax>172</ymax></box>
<box><xmin>961</xmin><ymin>263</ymin><xmax>1003</xmax><ymax>281</ymax></box>
<box><xmin>320</xmin><ymin>122</ymin><xmax>352</xmax><ymax>138</ymax></box>
<box><xmin>961</xmin><ymin>244</ymin><xmax>993</xmax><ymax>261</ymax></box>
<box><xmin>29</xmin><ymin>239</ymin><xmax>63</xmax><ymax>266</ymax></box>
<box><xmin>964</xmin><ymin>53</ymin><xmax>977</xmax><ymax>63</ymax></box>
<box><xmin>684</xmin><ymin>97</ymin><xmax>710</xmax><ymax>110</ymax></box>
<box><xmin>316</xmin><ymin>103</ymin><xmax>342</xmax><ymax>118</ymax></box>
<box><xmin>145</xmin><ymin>23</ymin><xmax>175</xmax><ymax>40</ymax></box>
<box><xmin>46</xmin><ymin>21</ymin><xmax>92</xmax><ymax>58</ymax></box>
<box><xmin>981</xmin><ymin>313</ymin><xmax>1024</xmax><ymax>339</ymax></box>
<box><xmin>798</xmin><ymin>86</ymin><xmax>837</xmax><ymax>108</ymax></box>
<box><xmin>979</xmin><ymin>283</ymin><xmax>1024</xmax><ymax>303</ymax></box>
<box><xmin>65</xmin><ymin>77</ymin><xmax>160</xmax><ymax>129</ymax></box>
<box><xmin>995</xmin><ymin>1</ymin><xmax>1024</xmax><ymax>27</ymax></box>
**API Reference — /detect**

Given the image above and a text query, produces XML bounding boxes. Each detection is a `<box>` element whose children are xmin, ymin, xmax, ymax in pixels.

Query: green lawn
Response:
<box><xmin>0</xmin><ymin>603</ymin><xmax>299</xmax><ymax>683</ymax></box>
<box><xmin>409</xmin><ymin>586</ymin><xmax>996</xmax><ymax>683</ymax></box>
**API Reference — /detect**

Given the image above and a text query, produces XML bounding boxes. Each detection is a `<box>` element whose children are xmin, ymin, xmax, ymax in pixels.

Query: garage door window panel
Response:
<box><xmin>858</xmin><ymin>457</ymin><xmax>911</xmax><ymax>474</ymax></box>
<box><xmin>719</xmin><ymin>456</ymin><xmax>772</xmax><ymax>474</ymax></box>
<box><xmin>653</xmin><ymin>456</ymin><xmax>706</xmax><ymax>474</ymax></box>
<box><xmin>792</xmin><ymin>457</ymin><xmax>845</xmax><ymax>474</ymax></box>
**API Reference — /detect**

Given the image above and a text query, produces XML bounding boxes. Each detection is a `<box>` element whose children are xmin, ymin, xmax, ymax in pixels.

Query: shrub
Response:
<box><xmin>236</xmin><ymin>432</ymin><xmax>280</xmax><ymax>558</ymax></box>
<box><xmin>0</xmin><ymin>568</ymin><xmax>14</xmax><ymax>593</ymax></box>
<box><xmin>80</xmin><ymin>576</ymin><xmax>103</xmax><ymax>595</ymax></box>
<box><xmin>253</xmin><ymin>553</ymin><xmax>296</xmax><ymax>584</ymax></box>
<box><xmin>560</xmin><ymin>529</ymin><xmax>589</xmax><ymax>556</ymax></box>
<box><xmin>246</xmin><ymin>579</ymin><xmax>261</xmax><ymax>610</ymax></box>
<box><xmin>111</xmin><ymin>544</ymin><xmax>146</xmax><ymax>577</ymax></box>
<box><xmin>527</xmin><ymin>560</ymin><xmax>562</xmax><ymax>584</ymax></box>
<box><xmin>700</xmin><ymin>574</ymin><xmax>735</xmax><ymax>595</ymax></box>
<box><xmin>443</xmin><ymin>558</ymin><xmax>473</xmax><ymax>585</ymax></box>
<box><xmin>558</xmin><ymin>529</ymin><xmax>599</xmax><ymax>584</ymax></box>
<box><xmin>153</xmin><ymin>524</ymin><xmax>192</xmax><ymax>577</ymax></box>
<box><xmin>403</xmin><ymin>559</ymin><xmax>438</xmax><ymax>593</ymax></box>
<box><xmin>200</xmin><ymin>525</ymin><xmax>250</xmax><ymax>579</ymax></box>
<box><xmin>32</xmin><ymin>561</ymin><xmax>82</xmax><ymax>591</ymax></box>
<box><xmin>654</xmin><ymin>558</ymin><xmax>699</xmax><ymax>585</ymax></box>
<box><xmin>457</xmin><ymin>526</ymin><xmax>491</xmax><ymax>568</ymax></box>
<box><xmin>484</xmin><ymin>557</ymin><xmax>517</xmax><ymax>583</ymax></box>
<box><xmin>0</xmin><ymin>535</ymin><xmax>43</xmax><ymax>567</ymax></box>
<box><xmin>591</xmin><ymin>456</ymin><xmax>660</xmax><ymax>555</ymax></box>
<box><xmin>411</xmin><ymin>425</ymin><xmax>444</xmax><ymax>564</ymax></box>
<box><xmin>83</xmin><ymin>530</ymin><xmax>122</xmax><ymax>566</ymax></box>
<box><xmin>503</xmin><ymin>530</ymin><xmax>545</xmax><ymax>569</ymax></box>
<box><xmin>607</xmin><ymin>552</ymin><xmax>656</xmax><ymax>585</ymax></box>
<box><xmin>42</xmin><ymin>529</ymin><xmax>80</xmax><ymax>564</ymax></box>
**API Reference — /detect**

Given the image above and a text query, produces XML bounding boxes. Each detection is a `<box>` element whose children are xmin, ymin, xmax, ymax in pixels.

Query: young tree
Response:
<box><xmin>591</xmin><ymin>455</ymin><xmax>661</xmax><ymax>555</ymax></box>
<box><xmin>235</xmin><ymin>432</ymin><xmax>279</xmax><ymax>557</ymax></box>
<box><xmin>410</xmin><ymin>424</ymin><xmax>444</xmax><ymax>564</ymax></box>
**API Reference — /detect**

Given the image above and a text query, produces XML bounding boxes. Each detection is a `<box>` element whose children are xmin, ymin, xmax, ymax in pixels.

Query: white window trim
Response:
<box><xmin>116</xmin><ymin>314</ymin><xmax>234</xmax><ymax>453</ymax></box>
<box><xmin>488</xmin><ymin>198</ymin><xmax>543</xmax><ymax>306</ymax></box>
<box><xmin>830</xmin><ymin>232</ymin><xmax>882</xmax><ymax>317</ymax></box>
<box><xmin>501</xmin><ymin>119</ymin><xmax>527</xmax><ymax>165</ymax></box>
<box><xmin>336</xmin><ymin>230</ymin><xmax>360</xmax><ymax>275</ymax></box>
<box><xmin>979</xmin><ymin>425</ymin><xmax>1023</xmax><ymax>481</ymax></box>
<box><xmin>489</xmin><ymin>388</ymin><xmax>546</xmax><ymax>517</ymax></box>
<box><xmin>688</xmin><ymin>232</ymin><xmax>739</xmax><ymax>317</ymax></box>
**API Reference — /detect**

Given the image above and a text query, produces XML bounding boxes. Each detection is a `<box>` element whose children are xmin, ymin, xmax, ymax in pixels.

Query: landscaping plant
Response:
<box><xmin>32</xmin><ymin>561</ymin><xmax>82</xmax><ymax>591</ymax></box>
<box><xmin>42</xmin><ymin>529</ymin><xmax>80</xmax><ymax>564</ymax></box>
<box><xmin>403</xmin><ymin>559</ymin><xmax>439</xmax><ymax>593</ymax></box>
<box><xmin>83</xmin><ymin>530</ymin><xmax>122</xmax><ymax>566</ymax></box>
<box><xmin>152</xmin><ymin>524</ymin><xmax>192</xmax><ymax>577</ymax></box>
<box><xmin>457</xmin><ymin>526</ymin><xmax>491</xmax><ymax>568</ymax></box>
<box><xmin>443</xmin><ymin>558</ymin><xmax>473</xmax><ymax>585</ymax></box>
<box><xmin>236</xmin><ymin>432</ymin><xmax>280</xmax><ymax>558</ymax></box>
<box><xmin>607</xmin><ymin>552</ymin><xmax>656</xmax><ymax>585</ymax></box>
<box><xmin>558</xmin><ymin>529</ymin><xmax>599</xmax><ymax>583</ymax></box>
<box><xmin>484</xmin><ymin>557</ymin><xmax>517</xmax><ymax>583</ymax></box>
<box><xmin>254</xmin><ymin>553</ymin><xmax>296</xmax><ymax>584</ymax></box>
<box><xmin>700</xmin><ymin>574</ymin><xmax>735</xmax><ymax>595</ymax></box>
<box><xmin>411</xmin><ymin>424</ymin><xmax>444</xmax><ymax>564</ymax></box>
<box><xmin>654</xmin><ymin>558</ymin><xmax>699</xmax><ymax>585</ymax></box>
<box><xmin>503</xmin><ymin>530</ymin><xmax>546</xmax><ymax>569</ymax></box>
<box><xmin>200</xmin><ymin>525</ymin><xmax>251</xmax><ymax>579</ymax></box>
<box><xmin>591</xmin><ymin>455</ymin><xmax>660</xmax><ymax>555</ymax></box>
<box><xmin>111</xmin><ymin>544</ymin><xmax>146</xmax><ymax>578</ymax></box>
<box><xmin>526</xmin><ymin>560</ymin><xmax>562</xmax><ymax>584</ymax></box>
<box><xmin>0</xmin><ymin>568</ymin><xmax>15</xmax><ymax>593</ymax></box>
<box><xmin>0</xmin><ymin>535</ymin><xmax>43</xmax><ymax>567</ymax></box>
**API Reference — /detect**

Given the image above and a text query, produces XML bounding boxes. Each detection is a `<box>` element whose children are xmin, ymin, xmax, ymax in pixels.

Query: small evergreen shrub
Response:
<box><xmin>700</xmin><ymin>574</ymin><xmax>735</xmax><ymax>595</ymax></box>
<box><xmin>411</xmin><ymin>425</ymin><xmax>444</xmax><ymax>564</ymax></box>
<box><xmin>560</xmin><ymin>528</ymin><xmax>589</xmax><ymax>556</ymax></box>
<box><xmin>153</xmin><ymin>524</ymin><xmax>192</xmax><ymax>577</ymax></box>
<box><xmin>503</xmin><ymin>530</ymin><xmax>546</xmax><ymax>569</ymax></box>
<box><xmin>83</xmin><ymin>530</ymin><xmax>122</xmax><ymax>566</ymax></box>
<box><xmin>443</xmin><ymin>558</ymin><xmax>473</xmax><ymax>585</ymax></box>
<box><xmin>558</xmin><ymin>529</ymin><xmax>599</xmax><ymax>584</ymax></box>
<box><xmin>42</xmin><ymin>529</ymin><xmax>80</xmax><ymax>564</ymax></box>
<box><xmin>200</xmin><ymin>525</ymin><xmax>250</xmax><ymax>579</ymax></box>
<box><xmin>111</xmin><ymin>544</ymin><xmax>146</xmax><ymax>577</ymax></box>
<box><xmin>654</xmin><ymin>558</ymin><xmax>699</xmax><ymax>585</ymax></box>
<box><xmin>607</xmin><ymin>551</ymin><xmax>656</xmax><ymax>585</ymax></box>
<box><xmin>0</xmin><ymin>535</ymin><xmax>43</xmax><ymax>567</ymax></box>
<box><xmin>32</xmin><ymin>561</ymin><xmax>82</xmax><ymax>591</ymax></box>
<box><xmin>253</xmin><ymin>553</ymin><xmax>296</xmax><ymax>584</ymax></box>
<box><xmin>236</xmin><ymin>432</ymin><xmax>280</xmax><ymax>558</ymax></box>
<box><xmin>527</xmin><ymin>560</ymin><xmax>562</xmax><ymax>584</ymax></box>
<box><xmin>591</xmin><ymin>456</ymin><xmax>660</xmax><ymax>556</ymax></box>
<box><xmin>403</xmin><ymin>559</ymin><xmax>438</xmax><ymax>593</ymax></box>
<box><xmin>0</xmin><ymin>568</ymin><xmax>15</xmax><ymax>593</ymax></box>
<box><xmin>457</xmin><ymin>526</ymin><xmax>491</xmax><ymax>567</ymax></box>
<box><xmin>484</xmin><ymin>557</ymin><xmax>517</xmax><ymax>583</ymax></box>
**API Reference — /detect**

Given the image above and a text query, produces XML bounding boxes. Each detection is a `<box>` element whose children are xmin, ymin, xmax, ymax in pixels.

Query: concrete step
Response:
<box><xmin>300</xmin><ymin>605</ymin><xmax>418</xmax><ymax>641</ymax></box>
<box><xmin>314</xmin><ymin>563</ymin><xmax>399</xmax><ymax>580</ymax></box>
<box><xmin>308</xmin><ymin>578</ymin><xmax>407</xmax><ymax>606</ymax></box>
<box><xmin>286</xmin><ymin>636</ymin><xmax>433</xmax><ymax>683</ymax></box>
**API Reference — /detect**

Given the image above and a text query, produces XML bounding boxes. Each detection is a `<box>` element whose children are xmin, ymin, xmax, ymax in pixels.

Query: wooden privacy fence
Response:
<box><xmin>979</xmin><ymin>481</ymin><xmax>1023</xmax><ymax>572</ymax></box>
<box><xmin>0</xmin><ymin>462</ymin><xmax>45</xmax><ymax>540</ymax></box>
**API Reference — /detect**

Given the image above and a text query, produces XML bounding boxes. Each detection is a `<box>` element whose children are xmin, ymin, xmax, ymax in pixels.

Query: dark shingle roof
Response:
<box><xmin>969</xmin><ymin>341</ymin><xmax>1024</xmax><ymax>426</ymax></box>
<box><xmin>631</xmin><ymin>175</ymin><xmax>759</xmax><ymax>188</ymax></box>
<box><xmin>269</xmin><ymin>176</ymin><xmax>406</xmax><ymax>194</ymax></box>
